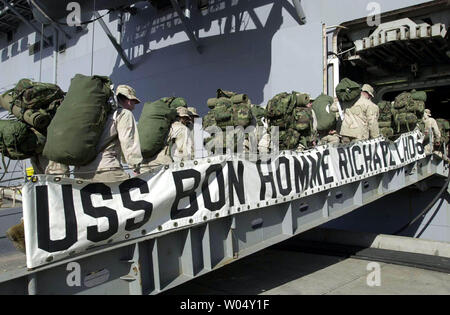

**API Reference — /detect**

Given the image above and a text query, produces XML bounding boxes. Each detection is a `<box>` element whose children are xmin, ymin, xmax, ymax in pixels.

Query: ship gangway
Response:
<box><xmin>0</xmin><ymin>133</ymin><xmax>448</xmax><ymax>295</ymax></box>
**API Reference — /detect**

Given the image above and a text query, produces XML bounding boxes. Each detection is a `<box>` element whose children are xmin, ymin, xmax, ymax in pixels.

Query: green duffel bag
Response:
<box><xmin>43</xmin><ymin>74</ymin><xmax>113</xmax><ymax>166</ymax></box>
<box><xmin>163</xmin><ymin>97</ymin><xmax>187</xmax><ymax>110</ymax></box>
<box><xmin>0</xmin><ymin>120</ymin><xmax>46</xmax><ymax>160</ymax></box>
<box><xmin>377</xmin><ymin>100</ymin><xmax>393</xmax><ymax>121</ymax></box>
<box><xmin>336</xmin><ymin>78</ymin><xmax>361</xmax><ymax>103</ymax></box>
<box><xmin>411</xmin><ymin>90</ymin><xmax>427</xmax><ymax>102</ymax></box>
<box><xmin>380</xmin><ymin>127</ymin><xmax>394</xmax><ymax>139</ymax></box>
<box><xmin>312</xmin><ymin>94</ymin><xmax>336</xmax><ymax>132</ymax></box>
<box><xmin>294</xmin><ymin>92</ymin><xmax>310</xmax><ymax>107</ymax></box>
<box><xmin>138</xmin><ymin>98</ymin><xmax>178</xmax><ymax>159</ymax></box>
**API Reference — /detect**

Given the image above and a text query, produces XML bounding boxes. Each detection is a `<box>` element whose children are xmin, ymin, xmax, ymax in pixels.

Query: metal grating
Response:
<box><xmin>0</xmin><ymin>0</ymin><xmax>33</xmax><ymax>35</ymax></box>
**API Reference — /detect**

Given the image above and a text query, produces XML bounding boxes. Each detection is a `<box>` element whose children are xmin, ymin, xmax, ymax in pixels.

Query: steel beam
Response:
<box><xmin>0</xmin><ymin>0</ymin><xmax>51</xmax><ymax>45</ymax></box>
<box><xmin>169</xmin><ymin>0</ymin><xmax>201</xmax><ymax>53</ymax></box>
<box><xmin>29</xmin><ymin>0</ymin><xmax>72</xmax><ymax>40</ymax></box>
<box><xmin>93</xmin><ymin>11</ymin><xmax>133</xmax><ymax>70</ymax></box>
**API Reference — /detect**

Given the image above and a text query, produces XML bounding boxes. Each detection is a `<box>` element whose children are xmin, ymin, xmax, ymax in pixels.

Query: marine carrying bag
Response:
<box><xmin>138</xmin><ymin>98</ymin><xmax>178</xmax><ymax>159</ymax></box>
<box><xmin>43</xmin><ymin>74</ymin><xmax>113</xmax><ymax>166</ymax></box>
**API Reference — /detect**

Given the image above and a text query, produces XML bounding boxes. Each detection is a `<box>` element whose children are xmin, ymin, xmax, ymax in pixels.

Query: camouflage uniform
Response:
<box><xmin>141</xmin><ymin>107</ymin><xmax>193</xmax><ymax>173</ymax></box>
<box><xmin>340</xmin><ymin>93</ymin><xmax>380</xmax><ymax>142</ymax></box>
<box><xmin>74</xmin><ymin>85</ymin><xmax>143</xmax><ymax>182</ymax></box>
<box><xmin>422</xmin><ymin>109</ymin><xmax>441</xmax><ymax>155</ymax></box>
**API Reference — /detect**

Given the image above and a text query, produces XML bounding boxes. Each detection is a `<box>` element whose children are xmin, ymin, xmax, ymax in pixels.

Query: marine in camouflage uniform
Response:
<box><xmin>422</xmin><ymin>109</ymin><xmax>441</xmax><ymax>155</ymax></box>
<box><xmin>340</xmin><ymin>84</ymin><xmax>380</xmax><ymax>144</ymax></box>
<box><xmin>74</xmin><ymin>85</ymin><xmax>143</xmax><ymax>182</ymax></box>
<box><xmin>141</xmin><ymin>107</ymin><xmax>194</xmax><ymax>173</ymax></box>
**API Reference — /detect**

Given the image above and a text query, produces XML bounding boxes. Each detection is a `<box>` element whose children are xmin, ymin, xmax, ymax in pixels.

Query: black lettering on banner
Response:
<box><xmin>321</xmin><ymin>149</ymin><xmax>334</xmax><ymax>184</ymax></box>
<box><xmin>362</xmin><ymin>144</ymin><xmax>373</xmax><ymax>172</ymax></box>
<box><xmin>345</xmin><ymin>147</ymin><xmax>356</xmax><ymax>177</ymax></box>
<box><xmin>351</xmin><ymin>146</ymin><xmax>364</xmax><ymax>176</ymax></box>
<box><xmin>171</xmin><ymin>170</ymin><xmax>201</xmax><ymax>220</ymax></box>
<box><xmin>389</xmin><ymin>142</ymin><xmax>397</xmax><ymax>166</ymax></box>
<box><xmin>36</xmin><ymin>185</ymin><xmax>78</xmax><ymax>253</ymax></box>
<box><xmin>380</xmin><ymin>141</ymin><xmax>389</xmax><ymax>168</ymax></box>
<box><xmin>416</xmin><ymin>138</ymin><xmax>425</xmax><ymax>155</ymax></box>
<box><xmin>119</xmin><ymin>178</ymin><xmax>153</xmax><ymax>231</ymax></box>
<box><xmin>308</xmin><ymin>153</ymin><xmax>323</xmax><ymax>188</ymax></box>
<box><xmin>395</xmin><ymin>142</ymin><xmax>405</xmax><ymax>163</ymax></box>
<box><xmin>337</xmin><ymin>148</ymin><xmax>350</xmax><ymax>179</ymax></box>
<box><xmin>202</xmin><ymin>164</ymin><xmax>226</xmax><ymax>211</ymax></box>
<box><xmin>373</xmin><ymin>143</ymin><xmax>383</xmax><ymax>171</ymax></box>
<box><xmin>276</xmin><ymin>157</ymin><xmax>292</xmax><ymax>196</ymax></box>
<box><xmin>81</xmin><ymin>183</ymin><xmax>118</xmax><ymax>243</ymax></box>
<box><xmin>257</xmin><ymin>160</ymin><xmax>277</xmax><ymax>200</ymax></box>
<box><xmin>408</xmin><ymin>136</ymin><xmax>416</xmax><ymax>159</ymax></box>
<box><xmin>294</xmin><ymin>156</ymin><xmax>310</xmax><ymax>193</ymax></box>
<box><xmin>227</xmin><ymin>161</ymin><xmax>245</xmax><ymax>207</ymax></box>
<box><xmin>402</xmin><ymin>137</ymin><xmax>410</xmax><ymax>161</ymax></box>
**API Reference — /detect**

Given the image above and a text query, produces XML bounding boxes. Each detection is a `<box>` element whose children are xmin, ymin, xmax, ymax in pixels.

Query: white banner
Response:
<box><xmin>23</xmin><ymin>131</ymin><xmax>426</xmax><ymax>268</ymax></box>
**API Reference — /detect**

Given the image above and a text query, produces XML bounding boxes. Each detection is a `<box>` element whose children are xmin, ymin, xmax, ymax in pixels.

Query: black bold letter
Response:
<box><xmin>81</xmin><ymin>183</ymin><xmax>118</xmax><ymax>243</ymax></box>
<box><xmin>171</xmin><ymin>169</ymin><xmax>201</xmax><ymax>220</ymax></box>
<box><xmin>119</xmin><ymin>178</ymin><xmax>153</xmax><ymax>231</ymax></box>
<box><xmin>37</xmin><ymin>185</ymin><xmax>78</xmax><ymax>252</ymax></box>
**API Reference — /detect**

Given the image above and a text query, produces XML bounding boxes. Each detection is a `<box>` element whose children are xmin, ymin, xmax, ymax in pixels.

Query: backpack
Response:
<box><xmin>266</xmin><ymin>91</ymin><xmax>310</xmax><ymax>129</ymax></box>
<box><xmin>312</xmin><ymin>94</ymin><xmax>336</xmax><ymax>132</ymax></box>
<box><xmin>0</xmin><ymin>81</ymin><xmax>64</xmax><ymax>132</ymax></box>
<box><xmin>291</xmin><ymin>107</ymin><xmax>313</xmax><ymax>132</ymax></box>
<box><xmin>436</xmin><ymin>118</ymin><xmax>450</xmax><ymax>144</ymax></box>
<box><xmin>377</xmin><ymin>101</ymin><xmax>393</xmax><ymax>124</ymax></box>
<box><xmin>43</xmin><ymin>74</ymin><xmax>114</xmax><ymax>166</ymax></box>
<box><xmin>9</xmin><ymin>79</ymin><xmax>65</xmax><ymax>111</ymax></box>
<box><xmin>392</xmin><ymin>90</ymin><xmax>426</xmax><ymax>133</ymax></box>
<box><xmin>208</xmin><ymin>90</ymin><xmax>253</xmax><ymax>130</ymax></box>
<box><xmin>336</xmin><ymin>78</ymin><xmax>361</xmax><ymax>103</ymax></box>
<box><xmin>138</xmin><ymin>97</ymin><xmax>179</xmax><ymax>159</ymax></box>
<box><xmin>0</xmin><ymin>120</ymin><xmax>46</xmax><ymax>160</ymax></box>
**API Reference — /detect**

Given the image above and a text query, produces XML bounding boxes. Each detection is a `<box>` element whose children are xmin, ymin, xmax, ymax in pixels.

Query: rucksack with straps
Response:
<box><xmin>0</xmin><ymin>120</ymin><xmax>46</xmax><ymax>161</ymax></box>
<box><xmin>43</xmin><ymin>74</ymin><xmax>114</xmax><ymax>166</ymax></box>
<box><xmin>138</xmin><ymin>97</ymin><xmax>180</xmax><ymax>159</ymax></box>
<box><xmin>9</xmin><ymin>79</ymin><xmax>65</xmax><ymax>111</ymax></box>
<box><xmin>392</xmin><ymin>90</ymin><xmax>426</xmax><ymax>133</ymax></box>
<box><xmin>377</xmin><ymin>101</ymin><xmax>393</xmax><ymax>124</ymax></box>
<box><xmin>266</xmin><ymin>91</ymin><xmax>310</xmax><ymax>129</ymax></box>
<box><xmin>208</xmin><ymin>90</ymin><xmax>253</xmax><ymax>130</ymax></box>
<box><xmin>0</xmin><ymin>79</ymin><xmax>64</xmax><ymax>133</ymax></box>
